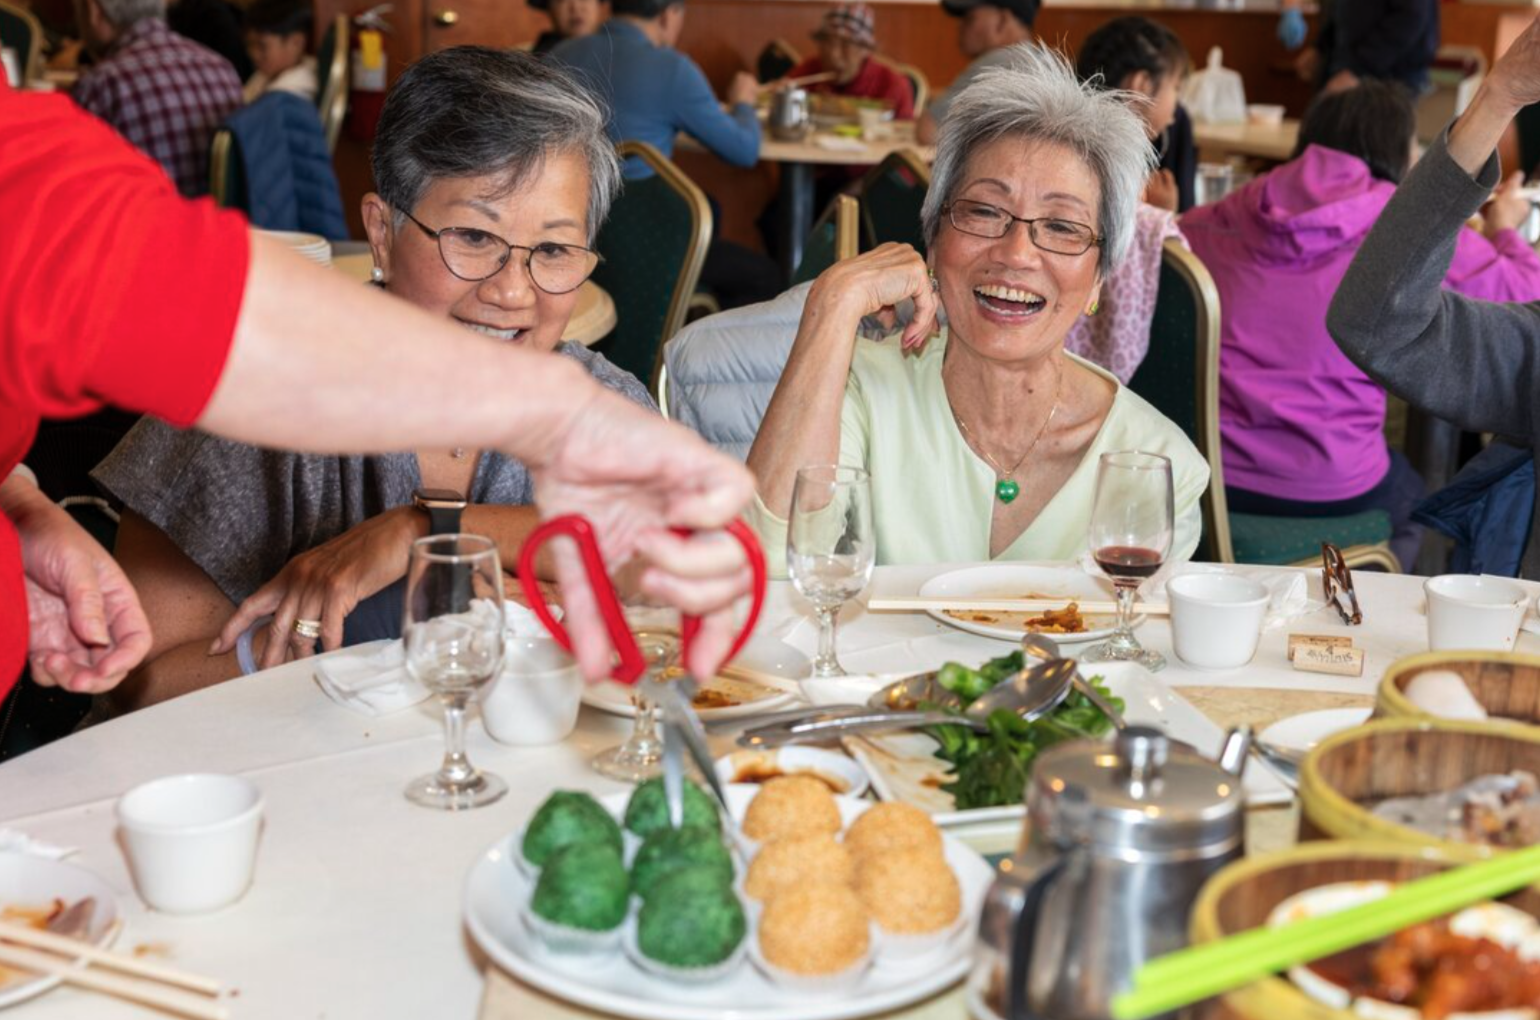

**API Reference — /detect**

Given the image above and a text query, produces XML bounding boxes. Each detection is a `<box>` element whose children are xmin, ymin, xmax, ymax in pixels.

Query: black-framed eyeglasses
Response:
<box><xmin>1322</xmin><ymin>542</ymin><xmax>1362</xmax><ymax>626</ymax></box>
<box><xmin>400</xmin><ymin>210</ymin><xmax>601</xmax><ymax>295</ymax></box>
<box><xmin>943</xmin><ymin>199</ymin><xmax>1103</xmax><ymax>257</ymax></box>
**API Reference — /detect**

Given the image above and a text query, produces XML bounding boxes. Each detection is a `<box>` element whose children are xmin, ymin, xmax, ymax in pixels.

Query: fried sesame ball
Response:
<box><xmin>855</xmin><ymin>847</ymin><xmax>962</xmax><ymax>935</ymax></box>
<box><xmin>843</xmin><ymin>802</ymin><xmax>943</xmax><ymax>860</ymax></box>
<box><xmin>742</xmin><ymin>775</ymin><xmax>842</xmax><ymax>844</ymax></box>
<box><xmin>757</xmin><ymin>881</ymin><xmax>870</xmax><ymax>975</ymax></box>
<box><xmin>744</xmin><ymin>833</ymin><xmax>855</xmax><ymax>901</ymax></box>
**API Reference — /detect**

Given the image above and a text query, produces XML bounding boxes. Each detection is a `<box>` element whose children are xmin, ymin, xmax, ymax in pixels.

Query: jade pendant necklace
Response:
<box><xmin>952</xmin><ymin>362</ymin><xmax>1063</xmax><ymax>505</ymax></box>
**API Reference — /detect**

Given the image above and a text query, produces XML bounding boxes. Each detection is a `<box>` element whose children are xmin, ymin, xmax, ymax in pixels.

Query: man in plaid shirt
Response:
<box><xmin>72</xmin><ymin>0</ymin><xmax>243</xmax><ymax>197</ymax></box>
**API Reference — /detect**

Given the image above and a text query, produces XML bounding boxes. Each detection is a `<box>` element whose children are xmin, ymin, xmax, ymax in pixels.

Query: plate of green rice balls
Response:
<box><xmin>463</xmin><ymin>775</ymin><xmax>994</xmax><ymax>1019</ymax></box>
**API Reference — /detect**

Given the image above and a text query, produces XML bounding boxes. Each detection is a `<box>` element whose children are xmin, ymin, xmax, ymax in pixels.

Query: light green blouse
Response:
<box><xmin>749</xmin><ymin>331</ymin><xmax>1211</xmax><ymax>577</ymax></box>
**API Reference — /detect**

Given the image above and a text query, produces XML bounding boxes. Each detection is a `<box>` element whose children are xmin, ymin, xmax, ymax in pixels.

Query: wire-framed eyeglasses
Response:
<box><xmin>400</xmin><ymin>210</ymin><xmax>601</xmax><ymax>295</ymax></box>
<box><xmin>943</xmin><ymin>199</ymin><xmax>1103</xmax><ymax>257</ymax></box>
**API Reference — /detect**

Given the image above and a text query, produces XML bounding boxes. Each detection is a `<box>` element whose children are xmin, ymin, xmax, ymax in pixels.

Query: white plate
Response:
<box><xmin>0</xmin><ymin>854</ymin><xmax>122</xmax><ymax>1007</ymax></box>
<box><xmin>841</xmin><ymin>661</ymin><xmax>1293</xmax><ymax>824</ymax></box>
<box><xmin>714</xmin><ymin>747</ymin><xmax>871</xmax><ymax>799</ymax></box>
<box><xmin>917</xmin><ymin>564</ymin><xmax>1144</xmax><ymax>645</ymax></box>
<box><xmin>581</xmin><ymin>637</ymin><xmax>807</xmax><ymax>721</ymax></box>
<box><xmin>463</xmin><ymin>786</ymin><xmax>993</xmax><ymax>1020</ymax></box>
<box><xmin>1257</xmin><ymin>708</ymin><xmax>1373</xmax><ymax>757</ymax></box>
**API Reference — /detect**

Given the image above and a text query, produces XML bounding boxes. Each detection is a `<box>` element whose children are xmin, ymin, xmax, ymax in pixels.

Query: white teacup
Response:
<box><xmin>1168</xmin><ymin>573</ymin><xmax>1270</xmax><ymax>670</ymax></box>
<box><xmin>118</xmin><ymin>773</ymin><xmax>263</xmax><ymax>914</ymax></box>
<box><xmin>1424</xmin><ymin>574</ymin><xmax>1529</xmax><ymax>652</ymax></box>
<box><xmin>480</xmin><ymin>636</ymin><xmax>583</xmax><ymax>746</ymax></box>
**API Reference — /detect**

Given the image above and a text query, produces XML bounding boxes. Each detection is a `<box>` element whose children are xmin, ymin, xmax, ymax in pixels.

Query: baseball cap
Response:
<box><xmin>813</xmin><ymin>3</ymin><xmax>877</xmax><ymax>49</ymax></box>
<box><xmin>940</xmin><ymin>0</ymin><xmax>1039</xmax><ymax>28</ymax></box>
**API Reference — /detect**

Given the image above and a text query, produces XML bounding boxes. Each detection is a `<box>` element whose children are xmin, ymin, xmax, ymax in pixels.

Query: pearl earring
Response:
<box><xmin>371</xmin><ymin>266</ymin><xmax>384</xmax><ymax>282</ymax></box>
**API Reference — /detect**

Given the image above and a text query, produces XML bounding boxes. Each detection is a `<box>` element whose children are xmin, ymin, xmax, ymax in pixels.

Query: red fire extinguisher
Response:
<box><xmin>345</xmin><ymin>3</ymin><xmax>392</xmax><ymax>144</ymax></box>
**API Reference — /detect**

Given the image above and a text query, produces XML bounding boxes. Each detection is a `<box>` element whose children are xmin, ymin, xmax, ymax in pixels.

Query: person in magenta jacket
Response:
<box><xmin>1181</xmin><ymin>80</ymin><xmax>1540</xmax><ymax>569</ymax></box>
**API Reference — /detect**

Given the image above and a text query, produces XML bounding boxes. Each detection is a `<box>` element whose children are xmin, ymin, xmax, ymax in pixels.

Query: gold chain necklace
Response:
<box><xmin>952</xmin><ymin>361</ymin><xmax>1063</xmax><ymax>505</ymax></box>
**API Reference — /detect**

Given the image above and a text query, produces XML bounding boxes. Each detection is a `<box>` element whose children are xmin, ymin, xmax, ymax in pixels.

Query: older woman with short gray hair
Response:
<box><xmin>92</xmin><ymin>48</ymin><xmax>653</xmax><ymax>714</ymax></box>
<box><xmin>747</xmin><ymin>43</ymin><xmax>1208</xmax><ymax>572</ymax></box>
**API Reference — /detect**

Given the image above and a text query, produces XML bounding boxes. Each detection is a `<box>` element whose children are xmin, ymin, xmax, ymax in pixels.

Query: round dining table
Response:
<box><xmin>0</xmin><ymin>561</ymin><xmax>1524</xmax><ymax>1019</ymax></box>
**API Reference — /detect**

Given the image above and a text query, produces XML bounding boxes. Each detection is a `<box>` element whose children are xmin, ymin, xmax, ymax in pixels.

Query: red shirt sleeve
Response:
<box><xmin>0</xmin><ymin>89</ymin><xmax>250</xmax><ymax>429</ymax></box>
<box><xmin>883</xmin><ymin>64</ymin><xmax>915</xmax><ymax>120</ymax></box>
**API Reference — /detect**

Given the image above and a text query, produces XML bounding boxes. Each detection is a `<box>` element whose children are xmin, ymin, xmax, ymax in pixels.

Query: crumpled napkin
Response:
<box><xmin>1143</xmin><ymin>562</ymin><xmax>1315</xmax><ymax>630</ymax></box>
<box><xmin>313</xmin><ymin>600</ymin><xmax>557</xmax><ymax>716</ymax></box>
<box><xmin>0</xmin><ymin>828</ymin><xmax>76</xmax><ymax>859</ymax></box>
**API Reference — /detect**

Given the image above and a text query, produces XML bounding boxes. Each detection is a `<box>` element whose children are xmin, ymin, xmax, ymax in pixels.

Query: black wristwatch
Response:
<box><xmin>412</xmin><ymin>487</ymin><xmax>468</xmax><ymax>536</ymax></box>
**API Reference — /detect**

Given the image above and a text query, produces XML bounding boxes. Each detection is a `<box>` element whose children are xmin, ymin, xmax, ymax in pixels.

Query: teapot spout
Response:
<box><xmin>1217</xmin><ymin>726</ymin><xmax>1252</xmax><ymax>777</ymax></box>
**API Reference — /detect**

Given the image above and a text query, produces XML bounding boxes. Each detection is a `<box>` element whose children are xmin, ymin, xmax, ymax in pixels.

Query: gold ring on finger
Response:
<box><xmin>293</xmin><ymin>618</ymin><xmax>322</xmax><ymax>640</ymax></box>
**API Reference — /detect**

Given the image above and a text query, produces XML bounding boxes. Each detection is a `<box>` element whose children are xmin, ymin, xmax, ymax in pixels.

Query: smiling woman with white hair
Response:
<box><xmin>746</xmin><ymin>43</ymin><xmax>1208</xmax><ymax>571</ymax></box>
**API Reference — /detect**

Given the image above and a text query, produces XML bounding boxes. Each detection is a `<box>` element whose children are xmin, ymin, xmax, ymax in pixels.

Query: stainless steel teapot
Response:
<box><xmin>971</xmin><ymin>725</ymin><xmax>1251</xmax><ymax>1020</ymax></box>
<box><xmin>768</xmin><ymin>86</ymin><xmax>810</xmax><ymax>141</ymax></box>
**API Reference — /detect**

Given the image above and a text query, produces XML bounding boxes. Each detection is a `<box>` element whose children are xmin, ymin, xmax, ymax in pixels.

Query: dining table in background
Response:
<box><xmin>1192</xmin><ymin>118</ymin><xmax>1300</xmax><ymax>164</ymax></box>
<box><xmin>331</xmin><ymin>248</ymin><xmax>617</xmax><ymax>347</ymax></box>
<box><xmin>679</xmin><ymin>123</ymin><xmax>936</xmax><ymax>280</ymax></box>
<box><xmin>0</xmin><ymin>562</ymin><xmax>1511</xmax><ymax>1019</ymax></box>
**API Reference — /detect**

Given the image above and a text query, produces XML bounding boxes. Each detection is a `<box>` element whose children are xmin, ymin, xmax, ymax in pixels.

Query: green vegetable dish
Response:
<box><xmin>924</xmin><ymin>651</ymin><xmax>1123</xmax><ymax>811</ymax></box>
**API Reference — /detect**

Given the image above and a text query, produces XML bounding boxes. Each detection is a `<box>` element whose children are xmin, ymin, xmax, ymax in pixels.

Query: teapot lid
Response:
<box><xmin>1025</xmin><ymin>726</ymin><xmax>1243</xmax><ymax>856</ymax></box>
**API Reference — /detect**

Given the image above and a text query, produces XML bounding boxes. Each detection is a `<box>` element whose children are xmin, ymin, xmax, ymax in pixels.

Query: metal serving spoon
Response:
<box><xmin>737</xmin><ymin>658</ymin><xmax>1078</xmax><ymax>748</ymax></box>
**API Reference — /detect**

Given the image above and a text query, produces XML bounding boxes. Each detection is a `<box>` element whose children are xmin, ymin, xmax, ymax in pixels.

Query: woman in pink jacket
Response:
<box><xmin>1182</xmin><ymin>80</ymin><xmax>1540</xmax><ymax>568</ymax></box>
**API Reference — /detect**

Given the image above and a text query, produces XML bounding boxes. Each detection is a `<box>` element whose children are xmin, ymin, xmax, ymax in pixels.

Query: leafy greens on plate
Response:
<box><xmin>923</xmin><ymin>651</ymin><xmax>1123</xmax><ymax>811</ymax></box>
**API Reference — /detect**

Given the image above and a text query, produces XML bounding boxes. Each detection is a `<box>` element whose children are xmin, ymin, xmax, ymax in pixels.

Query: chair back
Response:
<box><xmin>209</xmin><ymin>127</ymin><xmax>247</xmax><ymax>211</ymax></box>
<box><xmin>591</xmin><ymin>141</ymin><xmax>712</xmax><ymax>395</ymax></box>
<box><xmin>792</xmin><ymin>194</ymin><xmax>859</xmax><ymax>285</ymax></box>
<box><xmin>756</xmin><ymin>38</ymin><xmax>800</xmax><ymax>83</ymax></box>
<box><xmin>1127</xmin><ymin>239</ymin><xmax>1228</xmax><ymax>562</ymax></box>
<box><xmin>859</xmin><ymin>148</ymin><xmax>930</xmax><ymax>254</ymax></box>
<box><xmin>0</xmin><ymin>0</ymin><xmax>41</xmax><ymax>84</ymax></box>
<box><xmin>315</xmin><ymin>14</ymin><xmax>349</xmax><ymax>154</ymax></box>
<box><xmin>874</xmin><ymin>55</ymin><xmax>928</xmax><ymax>114</ymax></box>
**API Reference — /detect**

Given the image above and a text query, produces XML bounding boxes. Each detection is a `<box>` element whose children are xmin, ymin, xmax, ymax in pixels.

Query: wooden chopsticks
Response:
<box><xmin>867</xmin><ymin>596</ymin><xmax>1172</xmax><ymax>617</ymax></box>
<box><xmin>758</xmin><ymin>71</ymin><xmax>837</xmax><ymax>92</ymax></box>
<box><xmin>0</xmin><ymin>919</ymin><xmax>226</xmax><ymax>1019</ymax></box>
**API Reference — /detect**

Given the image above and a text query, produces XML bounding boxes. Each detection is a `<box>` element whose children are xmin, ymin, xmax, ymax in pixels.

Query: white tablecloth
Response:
<box><xmin>0</xmin><ymin>563</ymin><xmax>1528</xmax><ymax>1018</ymax></box>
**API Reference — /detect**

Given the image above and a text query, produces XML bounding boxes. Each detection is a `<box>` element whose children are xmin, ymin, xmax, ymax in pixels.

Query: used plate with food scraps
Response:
<box><xmin>0</xmin><ymin>854</ymin><xmax>122</xmax><ymax>1008</ymax></box>
<box><xmin>918</xmin><ymin>564</ymin><xmax>1144</xmax><ymax>644</ymax></box>
<box><xmin>815</xmin><ymin>661</ymin><xmax>1293</xmax><ymax>826</ymax></box>
<box><xmin>579</xmin><ymin>637</ymin><xmax>806</xmax><ymax>721</ymax></box>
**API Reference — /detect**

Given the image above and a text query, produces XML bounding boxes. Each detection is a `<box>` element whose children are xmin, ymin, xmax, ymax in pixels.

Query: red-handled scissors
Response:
<box><xmin>514</xmin><ymin>516</ymin><xmax>769</xmax><ymax>681</ymax></box>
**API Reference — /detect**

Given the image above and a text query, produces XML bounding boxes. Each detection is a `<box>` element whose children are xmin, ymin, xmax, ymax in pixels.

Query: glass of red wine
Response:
<box><xmin>1080</xmin><ymin>451</ymin><xmax>1174</xmax><ymax>672</ymax></box>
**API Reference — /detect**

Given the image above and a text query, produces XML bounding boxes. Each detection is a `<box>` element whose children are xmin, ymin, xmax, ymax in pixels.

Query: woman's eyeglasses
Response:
<box><xmin>943</xmin><ymin>199</ymin><xmax>1102</xmax><ymax>257</ymax></box>
<box><xmin>400</xmin><ymin>210</ymin><xmax>601</xmax><ymax>295</ymax></box>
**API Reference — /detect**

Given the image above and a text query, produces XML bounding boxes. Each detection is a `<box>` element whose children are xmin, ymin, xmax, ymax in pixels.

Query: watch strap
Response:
<box><xmin>425</xmin><ymin>504</ymin><xmax>463</xmax><ymax>536</ymax></box>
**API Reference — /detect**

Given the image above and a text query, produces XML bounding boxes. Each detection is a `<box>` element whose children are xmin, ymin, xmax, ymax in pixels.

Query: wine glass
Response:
<box><xmin>1080</xmin><ymin>451</ymin><xmax>1174</xmax><ymax>672</ymax></box>
<box><xmin>788</xmin><ymin>465</ymin><xmax>875</xmax><ymax>678</ymax></box>
<box><xmin>402</xmin><ymin>534</ymin><xmax>508</xmax><ymax>810</ymax></box>
<box><xmin>591</xmin><ymin>628</ymin><xmax>679</xmax><ymax>782</ymax></box>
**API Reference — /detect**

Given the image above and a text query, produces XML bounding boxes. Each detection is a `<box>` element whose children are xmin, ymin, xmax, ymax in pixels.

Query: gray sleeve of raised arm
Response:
<box><xmin>1327</xmin><ymin>129</ymin><xmax>1540</xmax><ymax>441</ymax></box>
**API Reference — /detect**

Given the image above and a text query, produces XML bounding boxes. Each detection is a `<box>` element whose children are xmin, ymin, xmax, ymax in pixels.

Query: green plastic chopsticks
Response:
<box><xmin>1111</xmin><ymin>844</ymin><xmax>1540</xmax><ymax>1020</ymax></box>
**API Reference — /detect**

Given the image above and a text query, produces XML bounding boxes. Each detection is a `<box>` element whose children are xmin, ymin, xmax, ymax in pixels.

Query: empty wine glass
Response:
<box><xmin>591</xmin><ymin>629</ymin><xmax>679</xmax><ymax>783</ymax></box>
<box><xmin>788</xmin><ymin>465</ymin><xmax>875</xmax><ymax>678</ymax></box>
<box><xmin>1081</xmin><ymin>451</ymin><xmax>1174</xmax><ymax>672</ymax></box>
<box><xmin>402</xmin><ymin>534</ymin><xmax>508</xmax><ymax>810</ymax></box>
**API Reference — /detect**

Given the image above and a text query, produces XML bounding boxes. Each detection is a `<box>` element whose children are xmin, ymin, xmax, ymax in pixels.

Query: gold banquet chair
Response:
<box><xmin>592</xmin><ymin>141</ymin><xmax>712</xmax><ymax>397</ymax></box>
<box><xmin>1125</xmin><ymin>240</ymin><xmax>1399</xmax><ymax>569</ymax></box>
<box><xmin>874</xmin><ymin>55</ymin><xmax>929</xmax><ymax>115</ymax></box>
<box><xmin>0</xmin><ymin>0</ymin><xmax>42</xmax><ymax>85</ymax></box>
<box><xmin>315</xmin><ymin>14</ymin><xmax>350</xmax><ymax>155</ymax></box>
<box><xmin>858</xmin><ymin>148</ymin><xmax>931</xmax><ymax>255</ymax></box>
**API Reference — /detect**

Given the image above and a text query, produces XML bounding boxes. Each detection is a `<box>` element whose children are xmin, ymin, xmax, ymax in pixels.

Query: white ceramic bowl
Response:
<box><xmin>481</xmin><ymin>637</ymin><xmax>582</xmax><ymax>746</ymax></box>
<box><xmin>714</xmin><ymin>747</ymin><xmax>870</xmax><ymax>799</ymax></box>
<box><xmin>1247</xmin><ymin>103</ymin><xmax>1285</xmax><ymax>126</ymax></box>
<box><xmin>117</xmin><ymin>773</ymin><xmax>263</xmax><ymax>914</ymax></box>
<box><xmin>1424</xmin><ymin>574</ymin><xmax>1529</xmax><ymax>652</ymax></box>
<box><xmin>1167</xmin><ymin>573</ymin><xmax>1269</xmax><ymax>671</ymax></box>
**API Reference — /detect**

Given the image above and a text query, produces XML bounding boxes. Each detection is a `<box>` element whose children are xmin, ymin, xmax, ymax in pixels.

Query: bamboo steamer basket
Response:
<box><xmin>1376</xmin><ymin>650</ymin><xmax>1540</xmax><ymax>728</ymax></box>
<box><xmin>1189</xmin><ymin>840</ymin><xmax>1513</xmax><ymax>1020</ymax></box>
<box><xmin>1298</xmin><ymin>717</ymin><xmax>1540</xmax><ymax>849</ymax></box>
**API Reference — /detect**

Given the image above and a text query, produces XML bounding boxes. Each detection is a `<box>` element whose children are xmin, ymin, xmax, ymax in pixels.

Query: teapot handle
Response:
<box><xmin>1008</xmin><ymin>858</ymin><xmax>1064</xmax><ymax>1020</ymax></box>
